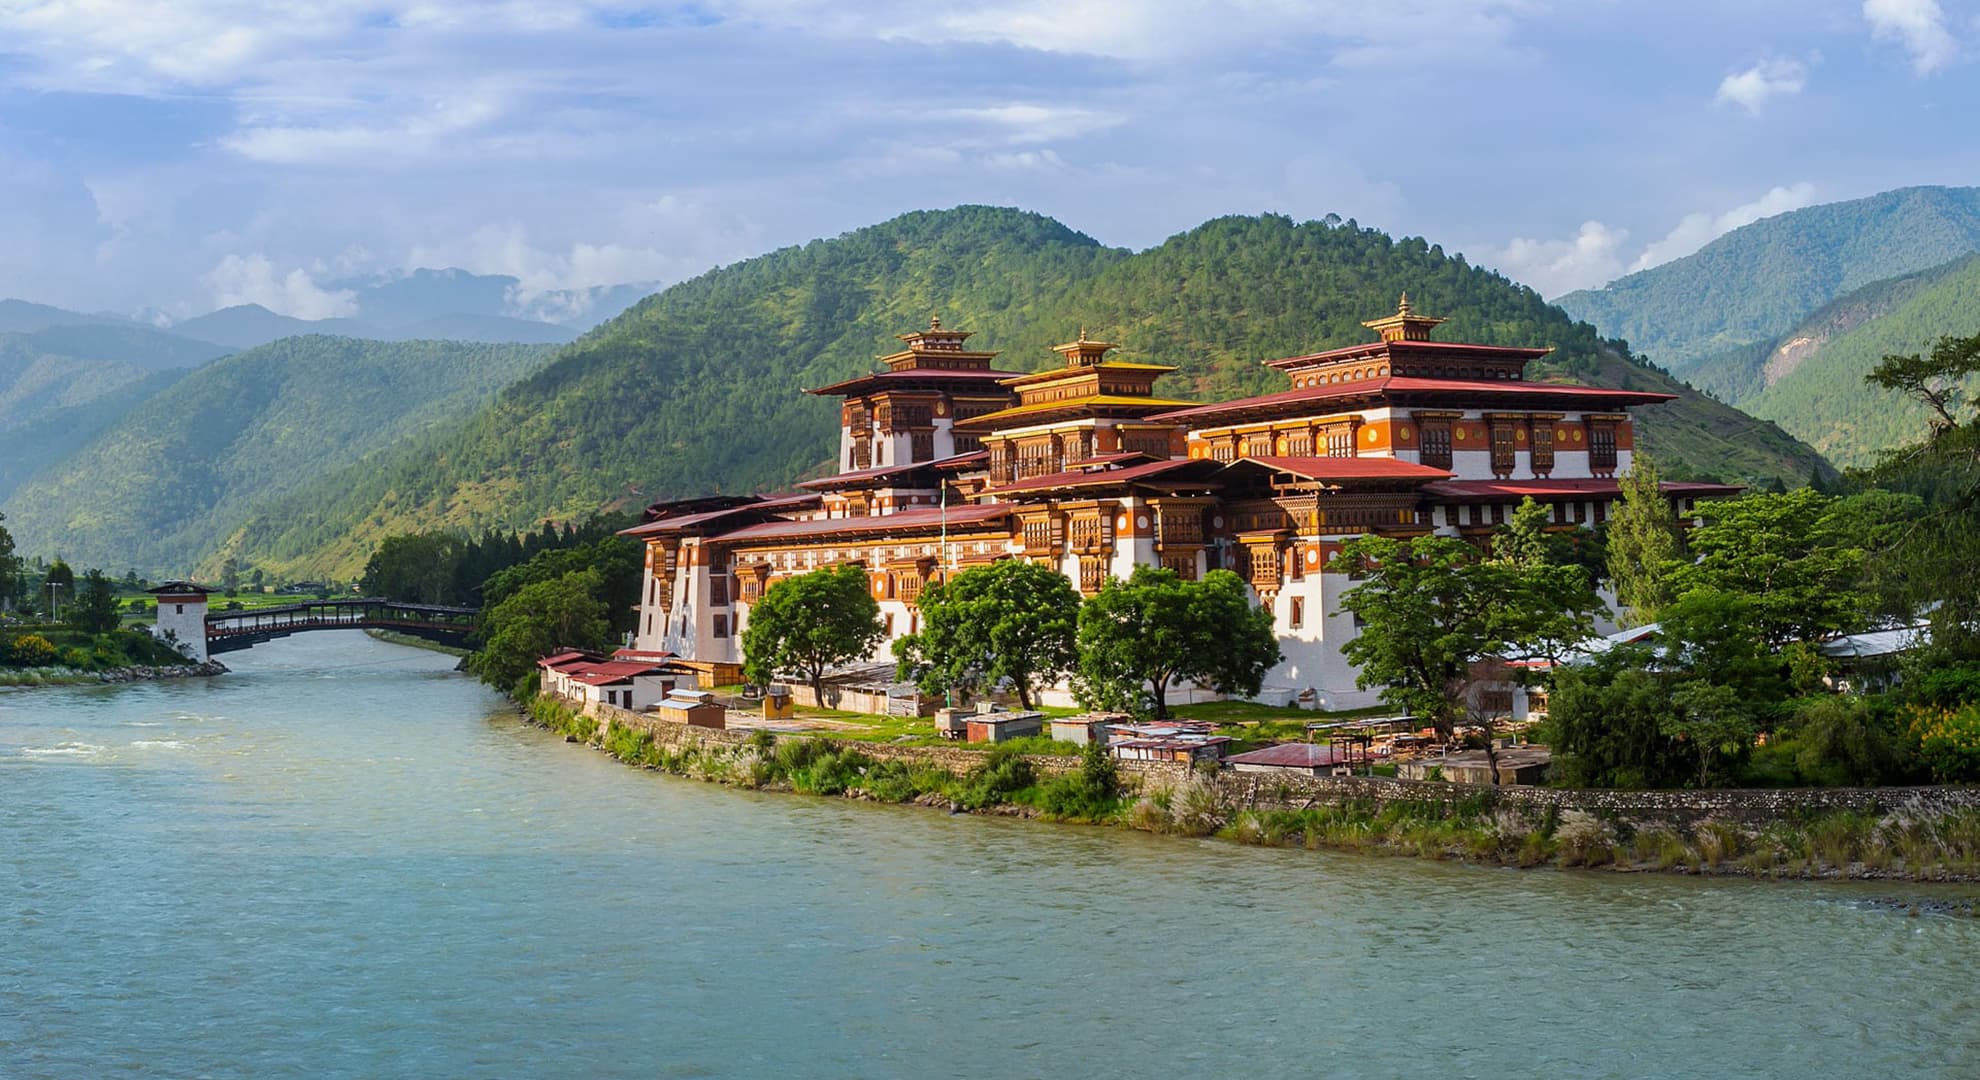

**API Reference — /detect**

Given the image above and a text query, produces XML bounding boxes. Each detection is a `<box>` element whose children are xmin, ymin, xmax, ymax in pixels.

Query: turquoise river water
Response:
<box><xmin>4</xmin><ymin>632</ymin><xmax>1979</xmax><ymax>1078</ymax></box>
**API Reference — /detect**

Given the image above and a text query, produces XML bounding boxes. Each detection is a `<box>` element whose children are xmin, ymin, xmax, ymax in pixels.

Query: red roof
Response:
<box><xmin>1149</xmin><ymin>376</ymin><xmax>1676</xmax><ymax>424</ymax></box>
<box><xmin>984</xmin><ymin>458</ymin><xmax>1220</xmax><ymax>496</ymax></box>
<box><xmin>797</xmin><ymin>452</ymin><xmax>982</xmax><ymax>491</ymax></box>
<box><xmin>1238</xmin><ymin>456</ymin><xmax>1453</xmax><ymax>482</ymax></box>
<box><xmin>1263</xmin><ymin>339</ymin><xmax>1553</xmax><ymax>370</ymax></box>
<box><xmin>613</xmin><ymin>648</ymin><xmax>675</xmax><ymax>661</ymax></box>
<box><xmin>1225</xmin><ymin>742</ymin><xmax>1361</xmax><ymax>768</ymax></box>
<box><xmin>538</xmin><ymin>650</ymin><xmax>592</xmax><ymax>669</ymax></box>
<box><xmin>717</xmin><ymin>503</ymin><xmax>1011</xmax><ymax>544</ymax></box>
<box><xmin>804</xmin><ymin>367</ymin><xmax>1025</xmax><ymax>396</ymax></box>
<box><xmin>1422</xmin><ymin>478</ymin><xmax>1744</xmax><ymax>502</ymax></box>
<box><xmin>619</xmin><ymin>500</ymin><xmax>791</xmax><ymax>537</ymax></box>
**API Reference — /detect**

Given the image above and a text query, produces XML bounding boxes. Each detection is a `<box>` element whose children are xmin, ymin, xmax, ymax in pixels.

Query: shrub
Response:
<box><xmin>955</xmin><ymin>746</ymin><xmax>1036</xmax><ymax>810</ymax></box>
<box><xmin>1907</xmin><ymin>704</ymin><xmax>1980</xmax><ymax>783</ymax></box>
<box><xmin>7</xmin><ymin>634</ymin><xmax>57</xmax><ymax>667</ymax></box>
<box><xmin>1554</xmin><ymin>810</ymin><xmax>1616</xmax><ymax>867</ymax></box>
<box><xmin>1034</xmin><ymin>741</ymin><xmax>1122</xmax><ymax>821</ymax></box>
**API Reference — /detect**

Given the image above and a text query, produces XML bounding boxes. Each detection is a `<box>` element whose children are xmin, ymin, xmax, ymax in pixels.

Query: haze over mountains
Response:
<box><xmin>10</xmin><ymin>190</ymin><xmax>1975</xmax><ymax>576</ymax></box>
<box><xmin>1557</xmin><ymin>185</ymin><xmax>1980</xmax><ymax>467</ymax></box>
<box><xmin>107</xmin><ymin>206</ymin><xmax>1827</xmax><ymax>580</ymax></box>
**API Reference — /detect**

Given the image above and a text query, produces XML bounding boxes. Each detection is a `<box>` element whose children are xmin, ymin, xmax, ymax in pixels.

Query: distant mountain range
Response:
<box><xmin>1556</xmin><ymin>185</ymin><xmax>1980</xmax><ymax>467</ymax></box>
<box><xmin>2</xmin><ymin>336</ymin><xmax>558</xmax><ymax>574</ymax></box>
<box><xmin>200</xmin><ymin>206</ymin><xmax>1831</xmax><ymax>580</ymax></box>
<box><xmin>1557</xmin><ymin>186</ymin><xmax>1980</xmax><ymax>372</ymax></box>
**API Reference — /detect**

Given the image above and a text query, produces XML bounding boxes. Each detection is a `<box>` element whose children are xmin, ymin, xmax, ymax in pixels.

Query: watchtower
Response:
<box><xmin>148</xmin><ymin>581</ymin><xmax>211</xmax><ymax>662</ymax></box>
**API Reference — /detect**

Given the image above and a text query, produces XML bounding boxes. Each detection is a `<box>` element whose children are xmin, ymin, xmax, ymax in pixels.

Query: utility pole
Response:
<box><xmin>45</xmin><ymin>580</ymin><xmax>62</xmax><ymax>622</ymax></box>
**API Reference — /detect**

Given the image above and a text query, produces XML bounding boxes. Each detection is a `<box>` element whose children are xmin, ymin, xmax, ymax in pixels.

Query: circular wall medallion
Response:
<box><xmin>1212</xmin><ymin>516</ymin><xmax>1225</xmax><ymax>529</ymax></box>
<box><xmin>1366</xmin><ymin>428</ymin><xmax>1379</xmax><ymax>444</ymax></box>
<box><xmin>1117</xmin><ymin>514</ymin><xmax>1129</xmax><ymax>530</ymax></box>
<box><xmin>1572</xmin><ymin>430</ymin><xmax>1584</xmax><ymax>443</ymax></box>
<box><xmin>1396</xmin><ymin>426</ymin><xmax>1411</xmax><ymax>442</ymax></box>
<box><xmin>1556</xmin><ymin>428</ymin><xmax>1569</xmax><ymax>441</ymax></box>
<box><xmin>934</xmin><ymin>400</ymin><xmax>950</xmax><ymax>417</ymax></box>
<box><xmin>1136</xmin><ymin>515</ymin><xmax>1150</xmax><ymax>530</ymax></box>
<box><xmin>1306</xmin><ymin>548</ymin><xmax>1319</xmax><ymax>566</ymax></box>
<box><xmin>1515</xmin><ymin>429</ymin><xmax>1528</xmax><ymax>443</ymax></box>
<box><xmin>1454</xmin><ymin>427</ymin><xmax>1468</xmax><ymax>442</ymax></box>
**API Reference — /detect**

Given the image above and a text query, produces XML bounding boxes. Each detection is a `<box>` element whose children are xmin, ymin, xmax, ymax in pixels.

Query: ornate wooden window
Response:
<box><xmin>1279</xmin><ymin>429</ymin><xmax>1313</xmax><ymax>456</ymax></box>
<box><xmin>707</xmin><ymin>573</ymin><xmax>730</xmax><ymax>607</ymax></box>
<box><xmin>909</xmin><ymin>430</ymin><xmax>934</xmax><ymax>463</ymax></box>
<box><xmin>1022</xmin><ymin>518</ymin><xmax>1054</xmax><ymax>554</ymax></box>
<box><xmin>1068</xmin><ymin>515</ymin><xmax>1105</xmax><ymax>553</ymax></box>
<box><xmin>1210</xmin><ymin>439</ymin><xmax>1236</xmax><ymax>463</ymax></box>
<box><xmin>1588</xmin><ymin>422</ymin><xmax>1618</xmax><ymax>473</ymax></box>
<box><xmin>1160</xmin><ymin>553</ymin><xmax>1198</xmax><ymax>579</ymax></box>
<box><xmin>851</xmin><ymin>437</ymin><xmax>873</xmax><ymax>470</ymax></box>
<box><xmin>712</xmin><ymin>613</ymin><xmax>730</xmax><ymax>639</ymax></box>
<box><xmin>988</xmin><ymin>443</ymin><xmax>1013</xmax><ymax>484</ymax></box>
<box><xmin>1289</xmin><ymin>596</ymin><xmax>1305</xmax><ymax>629</ymax></box>
<box><xmin>1078</xmin><ymin>557</ymin><xmax>1106</xmax><ymax>595</ymax></box>
<box><xmin>1241</xmin><ymin>431</ymin><xmax>1273</xmax><ymax>459</ymax></box>
<box><xmin>1531</xmin><ymin>423</ymin><xmax>1555</xmax><ymax>475</ymax></box>
<box><xmin>1490</xmin><ymin>422</ymin><xmax>1518</xmax><ymax>476</ymax></box>
<box><xmin>952</xmin><ymin>433</ymin><xmax>983</xmax><ymax>455</ymax></box>
<box><xmin>1123</xmin><ymin>430</ymin><xmax>1174</xmax><ymax>458</ymax></box>
<box><xmin>1417</xmin><ymin>419</ymin><xmax>1453</xmax><ymax>469</ymax></box>
<box><xmin>1155</xmin><ymin>506</ymin><xmax>1202</xmax><ymax>546</ymax></box>
<box><xmin>1323</xmin><ymin>424</ymin><xmax>1357</xmax><ymax>458</ymax></box>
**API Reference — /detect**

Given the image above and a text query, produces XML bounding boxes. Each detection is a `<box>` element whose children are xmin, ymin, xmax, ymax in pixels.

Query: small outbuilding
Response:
<box><xmin>656</xmin><ymin>690</ymin><xmax>727</xmax><ymax>729</ymax></box>
<box><xmin>1224</xmin><ymin>742</ymin><xmax>1365</xmax><ymax>777</ymax></box>
<box><xmin>965</xmin><ymin>711</ymin><xmax>1044</xmax><ymax>744</ymax></box>
<box><xmin>1050</xmin><ymin>713</ymin><xmax>1128</xmax><ymax>746</ymax></box>
<box><xmin>1110</xmin><ymin>736</ymin><xmax>1233</xmax><ymax>764</ymax></box>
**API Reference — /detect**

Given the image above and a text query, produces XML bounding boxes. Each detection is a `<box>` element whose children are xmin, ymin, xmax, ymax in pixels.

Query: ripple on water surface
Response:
<box><xmin>4</xmin><ymin>630</ymin><xmax>1980</xmax><ymax>1080</ymax></box>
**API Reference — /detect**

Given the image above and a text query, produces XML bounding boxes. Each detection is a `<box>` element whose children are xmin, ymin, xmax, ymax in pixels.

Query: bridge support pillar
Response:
<box><xmin>148</xmin><ymin>581</ymin><xmax>212</xmax><ymax>662</ymax></box>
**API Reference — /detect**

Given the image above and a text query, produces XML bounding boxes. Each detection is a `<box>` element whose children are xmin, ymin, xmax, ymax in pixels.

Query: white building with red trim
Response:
<box><xmin>619</xmin><ymin>302</ymin><xmax>1736</xmax><ymax>710</ymax></box>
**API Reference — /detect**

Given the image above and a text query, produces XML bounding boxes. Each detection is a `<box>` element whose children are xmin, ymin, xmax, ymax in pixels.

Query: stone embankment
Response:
<box><xmin>0</xmin><ymin>659</ymin><xmax>228</xmax><ymax>688</ymax></box>
<box><xmin>551</xmin><ymin>696</ymin><xmax>1980</xmax><ymax>883</ymax></box>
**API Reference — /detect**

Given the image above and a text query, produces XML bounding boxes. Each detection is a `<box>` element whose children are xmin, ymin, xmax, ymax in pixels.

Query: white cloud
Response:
<box><xmin>1714</xmin><ymin>57</ymin><xmax>1807</xmax><ymax>114</ymax></box>
<box><xmin>220</xmin><ymin>91</ymin><xmax>506</xmax><ymax>165</ymax></box>
<box><xmin>1630</xmin><ymin>182</ymin><xmax>1817</xmax><ymax>272</ymax></box>
<box><xmin>949</xmin><ymin>104</ymin><xmax>1123</xmax><ymax>145</ymax></box>
<box><xmin>1478</xmin><ymin>221</ymin><xmax>1630</xmax><ymax>298</ymax></box>
<box><xmin>1864</xmin><ymin>0</ymin><xmax>1957</xmax><ymax>73</ymax></box>
<box><xmin>202</xmin><ymin>253</ymin><xmax>359</xmax><ymax>318</ymax></box>
<box><xmin>720</xmin><ymin>0</ymin><xmax>1539</xmax><ymax>63</ymax></box>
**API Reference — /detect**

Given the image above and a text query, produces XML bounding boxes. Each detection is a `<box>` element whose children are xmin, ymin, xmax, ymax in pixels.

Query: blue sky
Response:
<box><xmin>0</xmin><ymin>0</ymin><xmax>1973</xmax><ymax>320</ymax></box>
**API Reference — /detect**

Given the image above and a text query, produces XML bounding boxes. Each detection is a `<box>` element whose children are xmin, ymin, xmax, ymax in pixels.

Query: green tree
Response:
<box><xmin>1604</xmin><ymin>454</ymin><xmax>1680</xmax><ymax>624</ymax></box>
<box><xmin>0</xmin><ymin>511</ymin><xmax>19</xmax><ymax>611</ymax></box>
<box><xmin>1072</xmin><ymin>566</ymin><xmax>1279</xmax><ymax>721</ymax></box>
<box><xmin>893</xmin><ymin>558</ymin><xmax>1080</xmax><ymax>709</ymax></box>
<box><xmin>1663</xmin><ymin>681</ymin><xmax>1756</xmax><ymax>788</ymax></box>
<box><xmin>1334</xmin><ymin>534</ymin><xmax>1601</xmax><ymax>747</ymax></box>
<box><xmin>741</xmin><ymin>564</ymin><xmax>885</xmax><ymax>702</ymax></box>
<box><xmin>1494</xmin><ymin>496</ymin><xmax>1573</xmax><ymax>568</ymax></box>
<box><xmin>1866</xmin><ymin>331</ymin><xmax>1980</xmax><ymax>432</ymax></box>
<box><xmin>68</xmin><ymin>569</ymin><xmax>122</xmax><ymax>634</ymax></box>
<box><xmin>361</xmin><ymin>533</ymin><xmax>468</xmax><ymax>605</ymax></box>
<box><xmin>1545</xmin><ymin>649</ymin><xmax>1685</xmax><ymax>789</ymax></box>
<box><xmin>468</xmin><ymin>568</ymin><xmax>613</xmax><ymax>691</ymax></box>
<box><xmin>1669</xmin><ymin>488</ymin><xmax>1869</xmax><ymax>648</ymax></box>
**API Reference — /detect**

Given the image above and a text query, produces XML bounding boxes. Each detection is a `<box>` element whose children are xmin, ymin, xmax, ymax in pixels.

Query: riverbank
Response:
<box><xmin>0</xmin><ymin>659</ymin><xmax>228</xmax><ymax>689</ymax></box>
<box><xmin>363</xmin><ymin>628</ymin><xmax>471</xmax><ymax>657</ymax></box>
<box><xmin>528</xmin><ymin>694</ymin><xmax>1980</xmax><ymax>884</ymax></box>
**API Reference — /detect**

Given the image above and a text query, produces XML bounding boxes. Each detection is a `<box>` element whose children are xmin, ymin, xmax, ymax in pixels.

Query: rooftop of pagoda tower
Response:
<box><xmin>805</xmin><ymin>314</ymin><xmax>1023</xmax><ymax>397</ymax></box>
<box><xmin>953</xmin><ymin>329</ymin><xmax>1196</xmax><ymax>432</ymax></box>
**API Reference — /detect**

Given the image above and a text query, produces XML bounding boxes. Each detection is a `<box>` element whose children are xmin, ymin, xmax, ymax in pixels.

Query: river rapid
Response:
<box><xmin>4</xmin><ymin>632</ymin><xmax>1978</xmax><ymax>1079</ymax></box>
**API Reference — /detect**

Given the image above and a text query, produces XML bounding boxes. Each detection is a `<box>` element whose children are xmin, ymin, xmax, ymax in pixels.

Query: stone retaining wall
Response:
<box><xmin>572</xmin><ymin>697</ymin><xmax>1980</xmax><ymax>822</ymax></box>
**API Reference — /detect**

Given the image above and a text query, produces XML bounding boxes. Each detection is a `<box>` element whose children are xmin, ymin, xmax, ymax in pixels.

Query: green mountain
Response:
<box><xmin>0</xmin><ymin>324</ymin><xmax>232</xmax><ymax>501</ymax></box>
<box><xmin>1</xmin><ymin>336</ymin><xmax>555</xmax><ymax>574</ymax></box>
<box><xmin>1556</xmin><ymin>186</ymin><xmax>1980</xmax><ymax>371</ymax></box>
<box><xmin>1719</xmin><ymin>253</ymin><xmax>1980</xmax><ymax>468</ymax></box>
<box><xmin>214</xmin><ymin>207</ymin><xmax>1830</xmax><ymax>578</ymax></box>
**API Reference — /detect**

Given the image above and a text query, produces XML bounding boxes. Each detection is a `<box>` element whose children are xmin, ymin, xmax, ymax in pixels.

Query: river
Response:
<box><xmin>3</xmin><ymin>631</ymin><xmax>1977</xmax><ymax>1078</ymax></box>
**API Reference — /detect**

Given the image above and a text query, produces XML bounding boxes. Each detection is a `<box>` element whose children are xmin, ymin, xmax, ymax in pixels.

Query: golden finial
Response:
<box><xmin>930</xmin><ymin>313</ymin><xmax>942</xmax><ymax>330</ymax></box>
<box><xmin>1397</xmin><ymin>292</ymin><xmax>1412</xmax><ymax>316</ymax></box>
<box><xmin>1078</xmin><ymin>326</ymin><xmax>1088</xmax><ymax>342</ymax></box>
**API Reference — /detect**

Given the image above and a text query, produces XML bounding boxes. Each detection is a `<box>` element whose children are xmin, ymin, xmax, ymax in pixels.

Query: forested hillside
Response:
<box><xmin>217</xmin><ymin>207</ymin><xmax>1830</xmax><ymax>578</ymax></box>
<box><xmin>1</xmin><ymin>336</ymin><xmax>555</xmax><ymax>574</ymax></box>
<box><xmin>1557</xmin><ymin>186</ymin><xmax>1980</xmax><ymax>371</ymax></box>
<box><xmin>0</xmin><ymin>325</ymin><xmax>231</xmax><ymax>500</ymax></box>
<box><xmin>1735</xmin><ymin>254</ymin><xmax>1980</xmax><ymax>467</ymax></box>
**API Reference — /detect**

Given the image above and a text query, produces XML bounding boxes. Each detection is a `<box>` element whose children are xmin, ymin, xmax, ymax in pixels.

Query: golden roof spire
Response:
<box><xmin>1362</xmin><ymin>293</ymin><xmax>1445</xmax><ymax>343</ymax></box>
<box><xmin>930</xmin><ymin>313</ymin><xmax>942</xmax><ymax>330</ymax></box>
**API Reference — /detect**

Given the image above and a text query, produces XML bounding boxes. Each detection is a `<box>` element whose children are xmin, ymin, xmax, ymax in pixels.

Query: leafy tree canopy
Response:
<box><xmin>893</xmin><ymin>558</ymin><xmax>1080</xmax><ymax>710</ymax></box>
<box><xmin>741</xmin><ymin>564</ymin><xmax>885</xmax><ymax>700</ymax></box>
<box><xmin>468</xmin><ymin>568</ymin><xmax>613</xmax><ymax>692</ymax></box>
<box><xmin>1073</xmin><ymin>566</ymin><xmax>1279</xmax><ymax>721</ymax></box>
